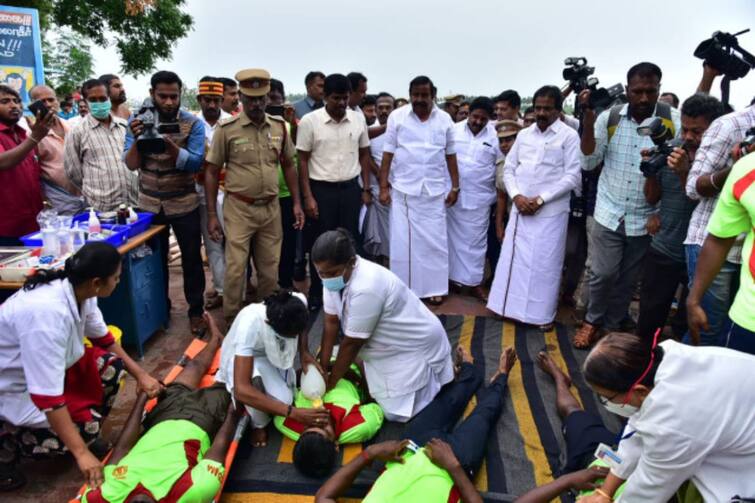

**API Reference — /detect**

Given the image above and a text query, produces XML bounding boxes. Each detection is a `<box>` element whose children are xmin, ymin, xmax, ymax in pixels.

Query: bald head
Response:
<box><xmin>29</xmin><ymin>85</ymin><xmax>59</xmax><ymax>113</ymax></box>
<box><xmin>29</xmin><ymin>84</ymin><xmax>54</xmax><ymax>100</ymax></box>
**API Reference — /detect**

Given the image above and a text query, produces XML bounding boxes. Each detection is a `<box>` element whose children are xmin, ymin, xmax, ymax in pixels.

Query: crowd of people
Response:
<box><xmin>0</xmin><ymin>55</ymin><xmax>754</xmax><ymax>502</ymax></box>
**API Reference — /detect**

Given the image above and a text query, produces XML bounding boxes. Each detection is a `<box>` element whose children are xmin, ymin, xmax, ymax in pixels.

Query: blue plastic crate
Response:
<box><xmin>20</xmin><ymin>224</ymin><xmax>129</xmax><ymax>248</ymax></box>
<box><xmin>72</xmin><ymin>211</ymin><xmax>154</xmax><ymax>238</ymax></box>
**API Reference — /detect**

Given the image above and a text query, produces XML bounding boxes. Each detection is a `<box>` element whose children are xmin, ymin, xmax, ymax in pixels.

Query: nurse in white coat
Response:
<box><xmin>0</xmin><ymin>242</ymin><xmax>162</xmax><ymax>491</ymax></box>
<box><xmin>580</xmin><ymin>332</ymin><xmax>755</xmax><ymax>503</ymax></box>
<box><xmin>314</xmin><ymin>229</ymin><xmax>454</xmax><ymax>423</ymax></box>
<box><xmin>216</xmin><ymin>290</ymin><xmax>330</xmax><ymax>447</ymax></box>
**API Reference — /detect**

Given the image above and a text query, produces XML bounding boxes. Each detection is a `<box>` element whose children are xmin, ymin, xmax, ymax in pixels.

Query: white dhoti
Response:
<box><xmin>487</xmin><ymin>209</ymin><xmax>569</xmax><ymax>325</ymax></box>
<box><xmin>243</xmin><ymin>357</ymin><xmax>296</xmax><ymax>428</ymax></box>
<box><xmin>447</xmin><ymin>204</ymin><xmax>490</xmax><ymax>286</ymax></box>
<box><xmin>363</xmin><ymin>188</ymin><xmax>391</xmax><ymax>257</ymax></box>
<box><xmin>389</xmin><ymin>188</ymin><xmax>449</xmax><ymax>298</ymax></box>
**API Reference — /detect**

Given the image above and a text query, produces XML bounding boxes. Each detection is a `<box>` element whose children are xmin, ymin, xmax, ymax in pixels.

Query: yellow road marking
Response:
<box><xmin>502</xmin><ymin>322</ymin><xmax>554</xmax><ymax>487</ymax></box>
<box><xmin>543</xmin><ymin>329</ymin><xmax>583</xmax><ymax>408</ymax></box>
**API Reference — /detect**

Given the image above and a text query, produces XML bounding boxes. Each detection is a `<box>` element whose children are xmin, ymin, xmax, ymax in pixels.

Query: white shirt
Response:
<box><xmin>383</xmin><ymin>105</ymin><xmax>456</xmax><ymax>197</ymax></box>
<box><xmin>451</xmin><ymin>120</ymin><xmax>502</xmax><ymax>209</ymax></box>
<box><xmin>614</xmin><ymin>340</ymin><xmax>755</xmax><ymax>502</ymax></box>
<box><xmin>503</xmin><ymin>119</ymin><xmax>581</xmax><ymax>217</ymax></box>
<box><xmin>296</xmin><ymin>107</ymin><xmax>370</xmax><ymax>182</ymax></box>
<box><xmin>216</xmin><ymin>292</ymin><xmax>307</xmax><ymax>397</ymax></box>
<box><xmin>560</xmin><ymin>114</ymin><xmax>580</xmax><ymax>131</ymax></box>
<box><xmin>367</xmin><ymin>123</ymin><xmax>388</xmax><ymax>189</ymax></box>
<box><xmin>323</xmin><ymin>257</ymin><xmax>452</xmax><ymax>401</ymax></box>
<box><xmin>0</xmin><ymin>279</ymin><xmax>109</xmax><ymax>427</ymax></box>
<box><xmin>198</xmin><ymin>110</ymin><xmax>232</xmax><ymax>143</ymax></box>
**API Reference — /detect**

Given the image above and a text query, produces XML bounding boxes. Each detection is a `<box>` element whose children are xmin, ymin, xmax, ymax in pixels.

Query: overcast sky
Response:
<box><xmin>92</xmin><ymin>0</ymin><xmax>755</xmax><ymax>109</ymax></box>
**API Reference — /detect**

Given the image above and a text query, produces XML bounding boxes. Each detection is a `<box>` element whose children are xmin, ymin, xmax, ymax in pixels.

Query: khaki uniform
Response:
<box><xmin>206</xmin><ymin>111</ymin><xmax>295</xmax><ymax>318</ymax></box>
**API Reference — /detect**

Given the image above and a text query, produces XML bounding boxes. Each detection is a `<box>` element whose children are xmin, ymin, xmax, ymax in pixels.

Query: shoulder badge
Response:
<box><xmin>219</xmin><ymin>115</ymin><xmax>240</xmax><ymax>127</ymax></box>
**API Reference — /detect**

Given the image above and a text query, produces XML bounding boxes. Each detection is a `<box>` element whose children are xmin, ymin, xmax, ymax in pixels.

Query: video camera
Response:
<box><xmin>135</xmin><ymin>98</ymin><xmax>181</xmax><ymax>155</ymax></box>
<box><xmin>562</xmin><ymin>57</ymin><xmax>625</xmax><ymax>114</ymax></box>
<box><xmin>636</xmin><ymin>117</ymin><xmax>684</xmax><ymax>177</ymax></box>
<box><xmin>694</xmin><ymin>29</ymin><xmax>755</xmax><ymax>80</ymax></box>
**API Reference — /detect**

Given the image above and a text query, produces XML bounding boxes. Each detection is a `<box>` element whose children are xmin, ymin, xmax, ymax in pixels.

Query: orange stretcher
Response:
<box><xmin>70</xmin><ymin>338</ymin><xmax>248</xmax><ymax>503</ymax></box>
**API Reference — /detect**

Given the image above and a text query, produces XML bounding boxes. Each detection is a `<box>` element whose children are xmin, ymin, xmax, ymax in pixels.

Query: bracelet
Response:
<box><xmin>360</xmin><ymin>450</ymin><xmax>372</xmax><ymax>464</ymax></box>
<box><xmin>594</xmin><ymin>488</ymin><xmax>613</xmax><ymax>501</ymax></box>
<box><xmin>28</xmin><ymin>136</ymin><xmax>40</xmax><ymax>144</ymax></box>
<box><xmin>709</xmin><ymin>172</ymin><xmax>720</xmax><ymax>191</ymax></box>
<box><xmin>286</xmin><ymin>405</ymin><xmax>293</xmax><ymax>417</ymax></box>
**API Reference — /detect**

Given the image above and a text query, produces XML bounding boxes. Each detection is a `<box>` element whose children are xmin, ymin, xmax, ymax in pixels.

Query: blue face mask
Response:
<box><xmin>322</xmin><ymin>275</ymin><xmax>346</xmax><ymax>292</ymax></box>
<box><xmin>88</xmin><ymin>99</ymin><xmax>112</xmax><ymax>119</ymax></box>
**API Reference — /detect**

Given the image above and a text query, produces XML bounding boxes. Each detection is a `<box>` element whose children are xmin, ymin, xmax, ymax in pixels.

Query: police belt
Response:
<box><xmin>226</xmin><ymin>190</ymin><xmax>276</xmax><ymax>206</ymax></box>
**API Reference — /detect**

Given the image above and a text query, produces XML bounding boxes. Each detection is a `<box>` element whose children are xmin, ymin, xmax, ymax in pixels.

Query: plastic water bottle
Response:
<box><xmin>87</xmin><ymin>208</ymin><xmax>101</xmax><ymax>234</ymax></box>
<box><xmin>301</xmin><ymin>364</ymin><xmax>326</xmax><ymax>407</ymax></box>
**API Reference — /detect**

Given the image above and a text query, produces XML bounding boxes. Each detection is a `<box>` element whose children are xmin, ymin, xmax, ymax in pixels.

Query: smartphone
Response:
<box><xmin>28</xmin><ymin>100</ymin><xmax>49</xmax><ymax>118</ymax></box>
<box><xmin>266</xmin><ymin>105</ymin><xmax>285</xmax><ymax>117</ymax></box>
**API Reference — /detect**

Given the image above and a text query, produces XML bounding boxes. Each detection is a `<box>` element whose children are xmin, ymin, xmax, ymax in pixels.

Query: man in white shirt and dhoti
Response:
<box><xmin>487</xmin><ymin>86</ymin><xmax>581</xmax><ymax>329</ymax></box>
<box><xmin>379</xmin><ymin>76</ymin><xmax>460</xmax><ymax>306</ymax></box>
<box><xmin>448</xmin><ymin>97</ymin><xmax>501</xmax><ymax>301</ymax></box>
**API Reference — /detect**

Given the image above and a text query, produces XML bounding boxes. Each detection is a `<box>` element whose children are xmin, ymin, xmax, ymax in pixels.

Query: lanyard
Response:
<box><xmin>615</xmin><ymin>428</ymin><xmax>636</xmax><ymax>447</ymax></box>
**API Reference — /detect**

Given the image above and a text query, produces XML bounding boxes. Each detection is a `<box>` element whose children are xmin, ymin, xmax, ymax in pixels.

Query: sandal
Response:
<box><xmin>424</xmin><ymin>296</ymin><xmax>445</xmax><ymax>306</ymax></box>
<box><xmin>573</xmin><ymin>322</ymin><xmax>601</xmax><ymax>349</ymax></box>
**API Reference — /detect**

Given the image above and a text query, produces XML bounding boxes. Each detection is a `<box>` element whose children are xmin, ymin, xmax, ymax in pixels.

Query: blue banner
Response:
<box><xmin>0</xmin><ymin>5</ymin><xmax>44</xmax><ymax>107</ymax></box>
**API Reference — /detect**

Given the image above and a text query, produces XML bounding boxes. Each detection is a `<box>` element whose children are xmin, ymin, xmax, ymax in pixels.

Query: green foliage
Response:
<box><xmin>4</xmin><ymin>0</ymin><xmax>193</xmax><ymax>76</ymax></box>
<box><xmin>180</xmin><ymin>86</ymin><xmax>197</xmax><ymax>111</ymax></box>
<box><xmin>42</xmin><ymin>30</ymin><xmax>93</xmax><ymax>96</ymax></box>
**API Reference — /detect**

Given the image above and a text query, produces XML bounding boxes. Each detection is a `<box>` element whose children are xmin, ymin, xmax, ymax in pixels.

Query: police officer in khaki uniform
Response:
<box><xmin>205</xmin><ymin>69</ymin><xmax>304</xmax><ymax>321</ymax></box>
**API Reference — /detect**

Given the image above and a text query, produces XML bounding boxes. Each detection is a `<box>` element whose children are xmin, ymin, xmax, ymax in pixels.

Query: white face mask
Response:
<box><xmin>260</xmin><ymin>326</ymin><xmax>298</xmax><ymax>370</ymax></box>
<box><xmin>602</xmin><ymin>399</ymin><xmax>640</xmax><ymax>418</ymax></box>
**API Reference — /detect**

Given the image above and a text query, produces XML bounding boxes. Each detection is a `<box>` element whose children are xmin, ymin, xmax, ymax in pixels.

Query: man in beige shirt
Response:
<box><xmin>296</xmin><ymin>73</ymin><xmax>372</xmax><ymax>310</ymax></box>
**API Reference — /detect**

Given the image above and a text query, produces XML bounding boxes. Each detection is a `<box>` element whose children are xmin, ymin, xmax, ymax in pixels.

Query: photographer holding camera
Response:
<box><xmin>123</xmin><ymin>70</ymin><xmax>208</xmax><ymax>334</ymax></box>
<box><xmin>684</xmin><ymin>102</ymin><xmax>755</xmax><ymax>348</ymax></box>
<box><xmin>573</xmin><ymin>62</ymin><xmax>680</xmax><ymax>349</ymax></box>
<box><xmin>635</xmin><ymin>94</ymin><xmax>724</xmax><ymax>342</ymax></box>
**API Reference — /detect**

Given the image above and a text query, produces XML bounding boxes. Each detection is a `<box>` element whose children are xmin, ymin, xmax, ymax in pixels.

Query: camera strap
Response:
<box><xmin>607</xmin><ymin>102</ymin><xmax>675</xmax><ymax>143</ymax></box>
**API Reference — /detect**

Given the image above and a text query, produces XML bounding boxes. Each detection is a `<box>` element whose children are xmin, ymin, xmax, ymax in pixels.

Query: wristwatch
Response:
<box><xmin>535</xmin><ymin>196</ymin><xmax>544</xmax><ymax>206</ymax></box>
<box><xmin>451</xmin><ymin>186</ymin><xmax>461</xmax><ymax>193</ymax></box>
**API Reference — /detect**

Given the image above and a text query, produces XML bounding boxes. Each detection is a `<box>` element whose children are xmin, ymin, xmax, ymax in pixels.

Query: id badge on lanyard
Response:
<box><xmin>594</xmin><ymin>429</ymin><xmax>636</xmax><ymax>472</ymax></box>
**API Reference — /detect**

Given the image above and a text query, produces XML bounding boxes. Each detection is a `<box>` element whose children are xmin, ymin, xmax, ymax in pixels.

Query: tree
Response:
<box><xmin>180</xmin><ymin>86</ymin><xmax>197</xmax><ymax>111</ymax></box>
<box><xmin>6</xmin><ymin>0</ymin><xmax>193</xmax><ymax>76</ymax></box>
<box><xmin>43</xmin><ymin>30</ymin><xmax>93</xmax><ymax>96</ymax></box>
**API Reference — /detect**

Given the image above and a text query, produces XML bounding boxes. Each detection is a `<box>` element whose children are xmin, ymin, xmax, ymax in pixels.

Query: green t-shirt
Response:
<box><xmin>578</xmin><ymin>459</ymin><xmax>626</xmax><ymax>499</ymax></box>
<box><xmin>363</xmin><ymin>449</ymin><xmax>455</xmax><ymax>503</ymax></box>
<box><xmin>82</xmin><ymin>419</ymin><xmax>224</xmax><ymax>503</ymax></box>
<box><xmin>273</xmin><ymin>377</ymin><xmax>383</xmax><ymax>444</ymax></box>
<box><xmin>707</xmin><ymin>153</ymin><xmax>755</xmax><ymax>331</ymax></box>
<box><xmin>278</xmin><ymin>122</ymin><xmax>296</xmax><ymax>199</ymax></box>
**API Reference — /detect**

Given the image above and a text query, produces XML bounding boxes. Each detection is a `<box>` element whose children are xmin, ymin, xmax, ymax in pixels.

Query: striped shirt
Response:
<box><xmin>582</xmin><ymin>104</ymin><xmax>681</xmax><ymax>236</ymax></box>
<box><xmin>684</xmin><ymin>105</ymin><xmax>754</xmax><ymax>264</ymax></box>
<box><xmin>64</xmin><ymin>114</ymin><xmax>139</xmax><ymax>212</ymax></box>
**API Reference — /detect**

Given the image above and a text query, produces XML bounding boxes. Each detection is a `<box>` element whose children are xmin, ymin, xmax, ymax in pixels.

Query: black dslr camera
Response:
<box><xmin>135</xmin><ymin>98</ymin><xmax>181</xmax><ymax>155</ymax></box>
<box><xmin>637</xmin><ymin>117</ymin><xmax>684</xmax><ymax>177</ymax></box>
<box><xmin>563</xmin><ymin>57</ymin><xmax>625</xmax><ymax>114</ymax></box>
<box><xmin>694</xmin><ymin>29</ymin><xmax>755</xmax><ymax>80</ymax></box>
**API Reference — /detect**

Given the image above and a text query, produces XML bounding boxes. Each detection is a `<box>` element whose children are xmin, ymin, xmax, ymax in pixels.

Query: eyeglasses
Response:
<box><xmin>596</xmin><ymin>391</ymin><xmax>622</xmax><ymax>406</ymax></box>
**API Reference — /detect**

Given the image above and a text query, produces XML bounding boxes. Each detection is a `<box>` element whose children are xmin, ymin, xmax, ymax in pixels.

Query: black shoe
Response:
<box><xmin>0</xmin><ymin>463</ymin><xmax>26</xmax><ymax>492</ymax></box>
